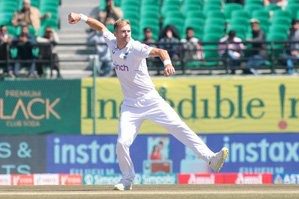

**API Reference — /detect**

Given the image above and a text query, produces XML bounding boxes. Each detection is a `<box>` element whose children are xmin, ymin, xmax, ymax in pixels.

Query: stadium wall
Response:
<box><xmin>0</xmin><ymin>77</ymin><xmax>298</xmax><ymax>184</ymax></box>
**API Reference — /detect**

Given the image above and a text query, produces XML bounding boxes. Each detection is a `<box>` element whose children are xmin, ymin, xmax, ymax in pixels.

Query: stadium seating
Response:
<box><xmin>185</xmin><ymin>10</ymin><xmax>205</xmax><ymax>19</ymax></box>
<box><xmin>286</xmin><ymin>3</ymin><xmax>299</xmax><ymax>19</ymax></box>
<box><xmin>0</xmin><ymin>0</ymin><xmax>61</xmax><ymax>36</ymax></box>
<box><xmin>244</xmin><ymin>0</ymin><xmax>263</xmax><ymax>6</ymax></box>
<box><xmin>231</xmin><ymin>10</ymin><xmax>250</xmax><ymax>21</ymax></box>
<box><xmin>223</xmin><ymin>3</ymin><xmax>243</xmax><ymax>19</ymax></box>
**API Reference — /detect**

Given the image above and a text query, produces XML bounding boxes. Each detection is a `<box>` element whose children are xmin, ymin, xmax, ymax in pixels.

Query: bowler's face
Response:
<box><xmin>115</xmin><ymin>24</ymin><xmax>131</xmax><ymax>43</ymax></box>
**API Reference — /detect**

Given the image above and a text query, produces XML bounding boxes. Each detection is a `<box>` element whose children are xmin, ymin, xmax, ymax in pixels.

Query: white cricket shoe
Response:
<box><xmin>113</xmin><ymin>183</ymin><xmax>132</xmax><ymax>191</ymax></box>
<box><xmin>209</xmin><ymin>147</ymin><xmax>229</xmax><ymax>172</ymax></box>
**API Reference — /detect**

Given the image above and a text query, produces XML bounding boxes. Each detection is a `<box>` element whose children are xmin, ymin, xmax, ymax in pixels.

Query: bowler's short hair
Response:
<box><xmin>114</xmin><ymin>19</ymin><xmax>130</xmax><ymax>31</ymax></box>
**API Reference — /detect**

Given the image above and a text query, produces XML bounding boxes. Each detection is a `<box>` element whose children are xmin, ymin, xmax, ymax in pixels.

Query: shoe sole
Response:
<box><xmin>217</xmin><ymin>147</ymin><xmax>229</xmax><ymax>172</ymax></box>
<box><xmin>113</xmin><ymin>186</ymin><xmax>132</xmax><ymax>191</ymax></box>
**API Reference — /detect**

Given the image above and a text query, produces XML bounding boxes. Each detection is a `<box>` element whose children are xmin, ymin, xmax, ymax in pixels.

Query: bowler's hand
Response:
<box><xmin>164</xmin><ymin>65</ymin><xmax>175</xmax><ymax>76</ymax></box>
<box><xmin>68</xmin><ymin>12</ymin><xmax>81</xmax><ymax>24</ymax></box>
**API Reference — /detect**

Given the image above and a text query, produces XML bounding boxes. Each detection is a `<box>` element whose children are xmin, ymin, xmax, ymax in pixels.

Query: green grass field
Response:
<box><xmin>0</xmin><ymin>185</ymin><xmax>298</xmax><ymax>199</ymax></box>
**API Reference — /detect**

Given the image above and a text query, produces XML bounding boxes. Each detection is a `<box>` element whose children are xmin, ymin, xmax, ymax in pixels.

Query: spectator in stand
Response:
<box><xmin>286</xmin><ymin>19</ymin><xmax>299</xmax><ymax>74</ymax></box>
<box><xmin>181</xmin><ymin>27</ymin><xmax>203</xmax><ymax>64</ymax></box>
<box><xmin>159</xmin><ymin>25</ymin><xmax>181</xmax><ymax>60</ymax></box>
<box><xmin>87</xmin><ymin>31</ymin><xmax>114</xmax><ymax>76</ymax></box>
<box><xmin>11</xmin><ymin>25</ymin><xmax>38</xmax><ymax>77</ymax></box>
<box><xmin>17</xmin><ymin>25</ymin><xmax>36</xmax><ymax>43</ymax></box>
<box><xmin>218</xmin><ymin>30</ymin><xmax>245</xmax><ymax>74</ymax></box>
<box><xmin>143</xmin><ymin>27</ymin><xmax>156</xmax><ymax>46</ymax></box>
<box><xmin>12</xmin><ymin>0</ymin><xmax>50</xmax><ymax>32</ymax></box>
<box><xmin>245</xmin><ymin>19</ymin><xmax>268</xmax><ymax>75</ymax></box>
<box><xmin>290</xmin><ymin>20</ymin><xmax>299</xmax><ymax>58</ymax></box>
<box><xmin>0</xmin><ymin>26</ymin><xmax>12</xmax><ymax>75</ymax></box>
<box><xmin>37</xmin><ymin>27</ymin><xmax>61</xmax><ymax>78</ymax></box>
<box><xmin>264</xmin><ymin>0</ymin><xmax>288</xmax><ymax>8</ymax></box>
<box><xmin>86</xmin><ymin>0</ymin><xmax>122</xmax><ymax>76</ymax></box>
<box><xmin>142</xmin><ymin>27</ymin><xmax>160</xmax><ymax>71</ymax></box>
<box><xmin>99</xmin><ymin>0</ymin><xmax>123</xmax><ymax>25</ymax></box>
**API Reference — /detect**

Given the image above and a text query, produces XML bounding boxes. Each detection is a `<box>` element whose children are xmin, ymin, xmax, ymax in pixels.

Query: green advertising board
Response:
<box><xmin>0</xmin><ymin>80</ymin><xmax>81</xmax><ymax>134</ymax></box>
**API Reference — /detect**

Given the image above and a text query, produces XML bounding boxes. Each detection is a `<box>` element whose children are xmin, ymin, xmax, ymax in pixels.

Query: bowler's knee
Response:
<box><xmin>116</xmin><ymin>140</ymin><xmax>130</xmax><ymax>155</ymax></box>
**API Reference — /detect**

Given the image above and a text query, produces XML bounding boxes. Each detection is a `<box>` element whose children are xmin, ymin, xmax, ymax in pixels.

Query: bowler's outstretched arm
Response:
<box><xmin>149</xmin><ymin>48</ymin><xmax>175</xmax><ymax>76</ymax></box>
<box><xmin>68</xmin><ymin>12</ymin><xmax>107</xmax><ymax>32</ymax></box>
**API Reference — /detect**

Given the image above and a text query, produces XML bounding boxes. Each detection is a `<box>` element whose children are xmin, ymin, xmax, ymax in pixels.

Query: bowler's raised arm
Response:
<box><xmin>68</xmin><ymin>12</ymin><xmax>108</xmax><ymax>32</ymax></box>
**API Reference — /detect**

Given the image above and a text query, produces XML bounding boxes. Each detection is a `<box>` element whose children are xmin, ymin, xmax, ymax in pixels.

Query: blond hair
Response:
<box><xmin>114</xmin><ymin>19</ymin><xmax>130</xmax><ymax>31</ymax></box>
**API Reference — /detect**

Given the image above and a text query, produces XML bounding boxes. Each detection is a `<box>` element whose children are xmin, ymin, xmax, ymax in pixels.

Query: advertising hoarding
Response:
<box><xmin>0</xmin><ymin>80</ymin><xmax>81</xmax><ymax>134</ymax></box>
<box><xmin>81</xmin><ymin>77</ymin><xmax>299</xmax><ymax>134</ymax></box>
<box><xmin>0</xmin><ymin>136</ymin><xmax>46</xmax><ymax>174</ymax></box>
<box><xmin>46</xmin><ymin>133</ymin><xmax>299</xmax><ymax>178</ymax></box>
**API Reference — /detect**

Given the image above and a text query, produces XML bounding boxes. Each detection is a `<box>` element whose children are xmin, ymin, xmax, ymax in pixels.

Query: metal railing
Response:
<box><xmin>0</xmin><ymin>40</ymin><xmax>298</xmax><ymax>77</ymax></box>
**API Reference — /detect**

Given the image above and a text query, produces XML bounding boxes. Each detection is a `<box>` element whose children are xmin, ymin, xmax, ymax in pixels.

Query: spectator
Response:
<box><xmin>142</xmin><ymin>27</ymin><xmax>160</xmax><ymax>72</ymax></box>
<box><xmin>181</xmin><ymin>27</ymin><xmax>203</xmax><ymax>63</ymax></box>
<box><xmin>17</xmin><ymin>25</ymin><xmax>36</xmax><ymax>43</ymax></box>
<box><xmin>87</xmin><ymin>31</ymin><xmax>113</xmax><ymax>76</ymax></box>
<box><xmin>264</xmin><ymin>0</ymin><xmax>287</xmax><ymax>8</ymax></box>
<box><xmin>99</xmin><ymin>0</ymin><xmax>123</xmax><ymax>25</ymax></box>
<box><xmin>12</xmin><ymin>0</ymin><xmax>50</xmax><ymax>32</ymax></box>
<box><xmin>143</xmin><ymin>27</ymin><xmax>156</xmax><ymax>46</ymax></box>
<box><xmin>37</xmin><ymin>27</ymin><xmax>61</xmax><ymax>78</ymax></box>
<box><xmin>11</xmin><ymin>25</ymin><xmax>38</xmax><ymax>77</ymax></box>
<box><xmin>86</xmin><ymin>0</ymin><xmax>121</xmax><ymax>76</ymax></box>
<box><xmin>245</xmin><ymin>19</ymin><xmax>268</xmax><ymax>75</ymax></box>
<box><xmin>286</xmin><ymin>19</ymin><xmax>299</xmax><ymax>74</ymax></box>
<box><xmin>218</xmin><ymin>30</ymin><xmax>245</xmax><ymax>74</ymax></box>
<box><xmin>0</xmin><ymin>26</ymin><xmax>12</xmax><ymax>75</ymax></box>
<box><xmin>159</xmin><ymin>25</ymin><xmax>181</xmax><ymax>60</ymax></box>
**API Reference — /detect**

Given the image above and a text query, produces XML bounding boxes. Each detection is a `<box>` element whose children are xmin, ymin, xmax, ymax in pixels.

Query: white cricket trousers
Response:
<box><xmin>116</xmin><ymin>96</ymin><xmax>215</xmax><ymax>184</ymax></box>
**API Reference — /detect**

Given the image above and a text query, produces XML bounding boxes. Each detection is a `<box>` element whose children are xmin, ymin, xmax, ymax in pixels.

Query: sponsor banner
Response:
<box><xmin>177</xmin><ymin>173</ymin><xmax>273</xmax><ymax>184</ymax></box>
<box><xmin>12</xmin><ymin>174</ymin><xmax>34</xmax><ymax>186</ymax></box>
<box><xmin>83</xmin><ymin>174</ymin><xmax>176</xmax><ymax>185</ymax></box>
<box><xmin>0</xmin><ymin>136</ymin><xmax>46</xmax><ymax>174</ymax></box>
<box><xmin>84</xmin><ymin>174</ymin><xmax>122</xmax><ymax>185</ymax></box>
<box><xmin>0</xmin><ymin>174</ymin><xmax>82</xmax><ymax>186</ymax></box>
<box><xmin>206</xmin><ymin>133</ymin><xmax>299</xmax><ymax>176</ymax></box>
<box><xmin>46</xmin><ymin>134</ymin><xmax>299</xmax><ymax>177</ymax></box>
<box><xmin>141</xmin><ymin>174</ymin><xmax>176</xmax><ymax>184</ymax></box>
<box><xmin>0</xmin><ymin>175</ymin><xmax>11</xmax><ymax>185</ymax></box>
<box><xmin>59</xmin><ymin>174</ymin><xmax>82</xmax><ymax>185</ymax></box>
<box><xmin>0</xmin><ymin>80</ymin><xmax>81</xmax><ymax>134</ymax></box>
<box><xmin>46</xmin><ymin>135</ymin><xmax>120</xmax><ymax>175</ymax></box>
<box><xmin>34</xmin><ymin>174</ymin><xmax>59</xmax><ymax>185</ymax></box>
<box><xmin>46</xmin><ymin>135</ymin><xmax>172</xmax><ymax>176</ymax></box>
<box><xmin>274</xmin><ymin>174</ymin><xmax>299</xmax><ymax>184</ymax></box>
<box><xmin>178</xmin><ymin>173</ymin><xmax>217</xmax><ymax>184</ymax></box>
<box><xmin>81</xmin><ymin>77</ymin><xmax>299</xmax><ymax>134</ymax></box>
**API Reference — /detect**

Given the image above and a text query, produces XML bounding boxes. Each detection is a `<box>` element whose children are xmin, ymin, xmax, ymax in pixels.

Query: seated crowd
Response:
<box><xmin>0</xmin><ymin>0</ymin><xmax>61</xmax><ymax>78</ymax></box>
<box><xmin>88</xmin><ymin>0</ymin><xmax>299</xmax><ymax>76</ymax></box>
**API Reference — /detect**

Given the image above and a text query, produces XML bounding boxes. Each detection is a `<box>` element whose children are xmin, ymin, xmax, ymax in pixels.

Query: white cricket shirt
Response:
<box><xmin>103</xmin><ymin>30</ymin><xmax>161</xmax><ymax>107</ymax></box>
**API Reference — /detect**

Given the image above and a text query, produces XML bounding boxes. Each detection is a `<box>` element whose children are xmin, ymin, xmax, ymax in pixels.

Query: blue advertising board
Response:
<box><xmin>46</xmin><ymin>133</ymin><xmax>299</xmax><ymax>177</ymax></box>
<box><xmin>0</xmin><ymin>136</ymin><xmax>46</xmax><ymax>174</ymax></box>
<box><xmin>205</xmin><ymin>133</ymin><xmax>299</xmax><ymax>175</ymax></box>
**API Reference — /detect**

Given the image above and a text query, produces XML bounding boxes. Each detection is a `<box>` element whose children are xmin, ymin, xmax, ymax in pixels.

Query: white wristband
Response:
<box><xmin>79</xmin><ymin>13</ymin><xmax>88</xmax><ymax>22</ymax></box>
<box><xmin>163</xmin><ymin>59</ymin><xmax>172</xmax><ymax>66</ymax></box>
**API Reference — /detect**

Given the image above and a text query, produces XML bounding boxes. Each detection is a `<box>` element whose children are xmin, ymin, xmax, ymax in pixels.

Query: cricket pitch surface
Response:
<box><xmin>0</xmin><ymin>184</ymin><xmax>298</xmax><ymax>199</ymax></box>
